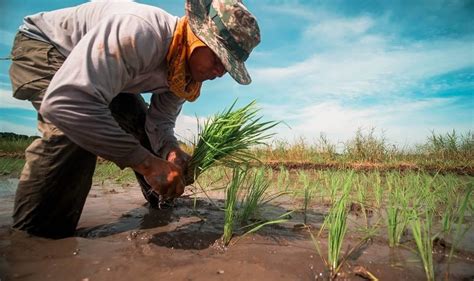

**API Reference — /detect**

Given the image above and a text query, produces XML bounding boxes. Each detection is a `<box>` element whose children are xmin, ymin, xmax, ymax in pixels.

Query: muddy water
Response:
<box><xmin>0</xmin><ymin>180</ymin><xmax>473</xmax><ymax>281</ymax></box>
<box><xmin>0</xmin><ymin>178</ymin><xmax>17</xmax><ymax>227</ymax></box>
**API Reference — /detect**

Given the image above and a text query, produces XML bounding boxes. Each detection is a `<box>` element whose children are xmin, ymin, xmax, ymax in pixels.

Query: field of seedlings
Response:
<box><xmin>0</xmin><ymin>103</ymin><xmax>473</xmax><ymax>280</ymax></box>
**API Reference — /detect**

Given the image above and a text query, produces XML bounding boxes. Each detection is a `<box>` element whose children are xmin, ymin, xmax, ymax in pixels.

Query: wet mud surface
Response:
<box><xmin>1</xmin><ymin>180</ymin><xmax>473</xmax><ymax>281</ymax></box>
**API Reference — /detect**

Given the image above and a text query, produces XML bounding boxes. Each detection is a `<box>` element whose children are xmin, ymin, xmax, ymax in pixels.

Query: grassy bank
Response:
<box><xmin>1</xmin><ymin>129</ymin><xmax>472</xmax><ymax>178</ymax></box>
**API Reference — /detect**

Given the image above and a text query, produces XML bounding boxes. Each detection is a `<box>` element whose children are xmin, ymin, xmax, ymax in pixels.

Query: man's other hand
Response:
<box><xmin>166</xmin><ymin>147</ymin><xmax>194</xmax><ymax>185</ymax></box>
<box><xmin>132</xmin><ymin>154</ymin><xmax>185</xmax><ymax>199</ymax></box>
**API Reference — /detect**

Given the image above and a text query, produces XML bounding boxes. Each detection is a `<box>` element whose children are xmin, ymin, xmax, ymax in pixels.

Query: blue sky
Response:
<box><xmin>0</xmin><ymin>0</ymin><xmax>473</xmax><ymax>148</ymax></box>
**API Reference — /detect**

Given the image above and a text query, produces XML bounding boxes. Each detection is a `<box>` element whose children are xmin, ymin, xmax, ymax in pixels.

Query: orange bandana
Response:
<box><xmin>166</xmin><ymin>17</ymin><xmax>206</xmax><ymax>102</ymax></box>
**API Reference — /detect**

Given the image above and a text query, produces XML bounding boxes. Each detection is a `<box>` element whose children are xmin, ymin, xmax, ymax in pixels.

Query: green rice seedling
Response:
<box><xmin>372</xmin><ymin>172</ymin><xmax>383</xmax><ymax>209</ymax></box>
<box><xmin>355</xmin><ymin>175</ymin><xmax>370</xmax><ymax>229</ymax></box>
<box><xmin>446</xmin><ymin>186</ymin><xmax>473</xmax><ymax>278</ymax></box>
<box><xmin>299</xmin><ymin>171</ymin><xmax>316</xmax><ymax>224</ymax></box>
<box><xmin>386</xmin><ymin>173</ymin><xmax>410</xmax><ymax>247</ymax></box>
<box><xmin>238</xmin><ymin>168</ymin><xmax>272</xmax><ymax>224</ymax></box>
<box><xmin>412</xmin><ymin>173</ymin><xmax>438</xmax><ymax>209</ymax></box>
<box><xmin>186</xmin><ymin>100</ymin><xmax>278</xmax><ymax>183</ymax></box>
<box><xmin>316</xmin><ymin>171</ymin><xmax>329</xmax><ymax>204</ymax></box>
<box><xmin>233</xmin><ymin>211</ymin><xmax>293</xmax><ymax>245</ymax></box>
<box><xmin>430</xmin><ymin>174</ymin><xmax>459</xmax><ymax>236</ymax></box>
<box><xmin>410</xmin><ymin>209</ymin><xmax>435</xmax><ymax>281</ymax></box>
<box><xmin>440</xmin><ymin>187</ymin><xmax>457</xmax><ymax>235</ymax></box>
<box><xmin>222</xmin><ymin>167</ymin><xmax>247</xmax><ymax>246</ymax></box>
<box><xmin>329</xmin><ymin>171</ymin><xmax>343</xmax><ymax>205</ymax></box>
<box><xmin>266</xmin><ymin>166</ymin><xmax>274</xmax><ymax>182</ymax></box>
<box><xmin>325</xmin><ymin>172</ymin><xmax>353</xmax><ymax>275</ymax></box>
<box><xmin>277</xmin><ymin>165</ymin><xmax>290</xmax><ymax>192</ymax></box>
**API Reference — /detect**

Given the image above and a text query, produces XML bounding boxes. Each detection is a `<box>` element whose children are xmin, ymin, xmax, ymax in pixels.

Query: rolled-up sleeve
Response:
<box><xmin>40</xmin><ymin>14</ymin><xmax>164</xmax><ymax>168</ymax></box>
<box><xmin>146</xmin><ymin>91</ymin><xmax>185</xmax><ymax>159</ymax></box>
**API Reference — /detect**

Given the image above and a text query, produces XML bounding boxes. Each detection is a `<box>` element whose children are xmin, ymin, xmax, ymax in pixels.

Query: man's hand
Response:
<box><xmin>132</xmin><ymin>153</ymin><xmax>185</xmax><ymax>199</ymax></box>
<box><xmin>166</xmin><ymin>147</ymin><xmax>194</xmax><ymax>185</ymax></box>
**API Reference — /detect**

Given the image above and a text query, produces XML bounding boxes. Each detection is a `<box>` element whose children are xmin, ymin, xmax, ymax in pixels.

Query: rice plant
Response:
<box><xmin>355</xmin><ymin>175</ymin><xmax>370</xmax><ymax>229</ymax></box>
<box><xmin>222</xmin><ymin>167</ymin><xmax>247</xmax><ymax>245</ymax></box>
<box><xmin>238</xmin><ymin>168</ymin><xmax>272</xmax><ymax>224</ymax></box>
<box><xmin>410</xmin><ymin>209</ymin><xmax>435</xmax><ymax>281</ymax></box>
<box><xmin>186</xmin><ymin>100</ymin><xmax>278</xmax><ymax>183</ymax></box>
<box><xmin>440</xmin><ymin>186</ymin><xmax>457</xmax><ymax>236</ymax></box>
<box><xmin>277</xmin><ymin>165</ymin><xmax>290</xmax><ymax>192</ymax></box>
<box><xmin>326</xmin><ymin>173</ymin><xmax>352</xmax><ymax>274</ymax></box>
<box><xmin>386</xmin><ymin>173</ymin><xmax>410</xmax><ymax>247</ymax></box>
<box><xmin>328</xmin><ymin>171</ymin><xmax>343</xmax><ymax>205</ymax></box>
<box><xmin>446</xmin><ymin>186</ymin><xmax>473</xmax><ymax>278</ymax></box>
<box><xmin>233</xmin><ymin>211</ymin><xmax>293</xmax><ymax>245</ymax></box>
<box><xmin>309</xmin><ymin>173</ymin><xmax>354</xmax><ymax>279</ymax></box>
<box><xmin>299</xmin><ymin>171</ymin><xmax>315</xmax><ymax>224</ymax></box>
<box><xmin>372</xmin><ymin>172</ymin><xmax>383</xmax><ymax>209</ymax></box>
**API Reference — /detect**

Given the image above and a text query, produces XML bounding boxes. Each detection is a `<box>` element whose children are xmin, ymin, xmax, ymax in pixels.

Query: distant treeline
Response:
<box><xmin>0</xmin><ymin>132</ymin><xmax>39</xmax><ymax>140</ymax></box>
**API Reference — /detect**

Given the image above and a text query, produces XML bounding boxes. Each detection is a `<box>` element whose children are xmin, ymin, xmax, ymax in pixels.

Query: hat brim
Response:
<box><xmin>186</xmin><ymin>1</ymin><xmax>251</xmax><ymax>85</ymax></box>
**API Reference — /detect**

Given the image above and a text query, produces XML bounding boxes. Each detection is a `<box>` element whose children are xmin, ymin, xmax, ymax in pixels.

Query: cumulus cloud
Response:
<box><xmin>261</xmin><ymin>97</ymin><xmax>463</xmax><ymax>147</ymax></box>
<box><xmin>0</xmin><ymin>120</ymin><xmax>38</xmax><ymax>136</ymax></box>
<box><xmin>253</xmin><ymin>33</ymin><xmax>473</xmax><ymax>101</ymax></box>
<box><xmin>303</xmin><ymin>16</ymin><xmax>375</xmax><ymax>43</ymax></box>
<box><xmin>174</xmin><ymin>113</ymin><xmax>201</xmax><ymax>144</ymax></box>
<box><xmin>0</xmin><ymin>89</ymin><xmax>36</xmax><ymax>110</ymax></box>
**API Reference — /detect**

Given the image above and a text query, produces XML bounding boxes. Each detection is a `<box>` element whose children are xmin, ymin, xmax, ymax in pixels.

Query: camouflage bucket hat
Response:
<box><xmin>185</xmin><ymin>0</ymin><xmax>260</xmax><ymax>85</ymax></box>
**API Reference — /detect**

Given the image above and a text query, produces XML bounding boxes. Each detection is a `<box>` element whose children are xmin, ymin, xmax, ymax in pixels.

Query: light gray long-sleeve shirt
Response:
<box><xmin>19</xmin><ymin>2</ymin><xmax>185</xmax><ymax>168</ymax></box>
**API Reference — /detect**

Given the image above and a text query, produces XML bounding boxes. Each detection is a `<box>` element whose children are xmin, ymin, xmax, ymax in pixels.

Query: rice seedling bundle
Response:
<box><xmin>185</xmin><ymin>100</ymin><xmax>278</xmax><ymax>183</ymax></box>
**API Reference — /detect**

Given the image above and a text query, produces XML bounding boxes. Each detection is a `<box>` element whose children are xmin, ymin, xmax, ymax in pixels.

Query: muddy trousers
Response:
<box><xmin>12</xmin><ymin>94</ymin><xmax>157</xmax><ymax>239</ymax></box>
<box><xmin>10</xmin><ymin>33</ymin><xmax>158</xmax><ymax>239</ymax></box>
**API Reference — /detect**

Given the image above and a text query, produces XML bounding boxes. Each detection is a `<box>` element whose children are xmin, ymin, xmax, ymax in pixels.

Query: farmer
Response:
<box><xmin>9</xmin><ymin>0</ymin><xmax>260</xmax><ymax>238</ymax></box>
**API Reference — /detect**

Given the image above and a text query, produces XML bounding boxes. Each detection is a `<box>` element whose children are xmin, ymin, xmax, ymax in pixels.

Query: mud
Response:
<box><xmin>1</xmin><ymin>180</ymin><xmax>473</xmax><ymax>281</ymax></box>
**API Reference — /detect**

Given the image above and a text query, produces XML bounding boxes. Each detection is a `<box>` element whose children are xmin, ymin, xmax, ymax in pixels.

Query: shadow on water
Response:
<box><xmin>76</xmin><ymin>196</ymin><xmax>323</xmax><ymax>250</ymax></box>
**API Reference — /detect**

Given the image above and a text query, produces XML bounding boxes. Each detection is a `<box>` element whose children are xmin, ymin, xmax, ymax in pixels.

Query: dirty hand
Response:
<box><xmin>166</xmin><ymin>147</ymin><xmax>194</xmax><ymax>185</ymax></box>
<box><xmin>132</xmin><ymin>153</ymin><xmax>185</xmax><ymax>199</ymax></box>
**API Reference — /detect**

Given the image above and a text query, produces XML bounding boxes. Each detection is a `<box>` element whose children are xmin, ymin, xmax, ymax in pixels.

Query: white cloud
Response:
<box><xmin>0</xmin><ymin>120</ymin><xmax>38</xmax><ymax>136</ymax></box>
<box><xmin>304</xmin><ymin>16</ymin><xmax>375</xmax><ymax>43</ymax></box>
<box><xmin>261</xmin><ymin>97</ymin><xmax>465</xmax><ymax>148</ymax></box>
<box><xmin>261</xmin><ymin>3</ymin><xmax>321</xmax><ymax>22</ymax></box>
<box><xmin>174</xmin><ymin>114</ymin><xmax>198</xmax><ymax>143</ymax></box>
<box><xmin>174</xmin><ymin>114</ymin><xmax>204</xmax><ymax>144</ymax></box>
<box><xmin>252</xmin><ymin>37</ymin><xmax>473</xmax><ymax>99</ymax></box>
<box><xmin>0</xmin><ymin>89</ymin><xmax>36</xmax><ymax>110</ymax></box>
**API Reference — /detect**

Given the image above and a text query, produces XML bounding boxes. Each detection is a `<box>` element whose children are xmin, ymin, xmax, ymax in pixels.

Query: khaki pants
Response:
<box><xmin>9</xmin><ymin>33</ymin><xmax>159</xmax><ymax>238</ymax></box>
